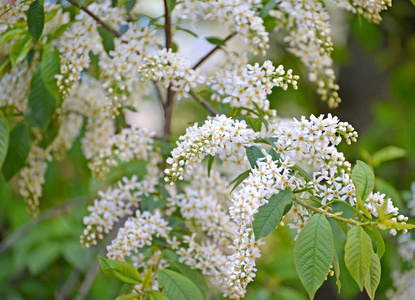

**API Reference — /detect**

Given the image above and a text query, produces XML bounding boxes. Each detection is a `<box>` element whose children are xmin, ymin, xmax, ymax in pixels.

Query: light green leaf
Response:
<box><xmin>0</xmin><ymin>58</ymin><xmax>10</xmax><ymax>76</ymax></box>
<box><xmin>344</xmin><ymin>226</ymin><xmax>373</xmax><ymax>290</ymax></box>
<box><xmin>245</xmin><ymin>146</ymin><xmax>264</xmax><ymax>168</ymax></box>
<box><xmin>228</xmin><ymin>169</ymin><xmax>251</xmax><ymax>192</ymax></box>
<box><xmin>98</xmin><ymin>256</ymin><xmax>142</xmax><ymax>285</ymax></box>
<box><xmin>372</xmin><ymin>146</ymin><xmax>405</xmax><ymax>167</ymax></box>
<box><xmin>363</xmin><ymin>226</ymin><xmax>385</xmax><ymax>259</ymax></box>
<box><xmin>205</xmin><ymin>37</ymin><xmax>225</xmax><ymax>46</ymax></box>
<box><xmin>352</xmin><ymin>160</ymin><xmax>375</xmax><ymax>202</ymax></box>
<box><xmin>333</xmin><ymin>250</ymin><xmax>341</xmax><ymax>293</ymax></box>
<box><xmin>144</xmin><ymin>290</ymin><xmax>168</xmax><ymax>300</ymax></box>
<box><xmin>1</xmin><ymin>123</ymin><xmax>31</xmax><ymax>181</ymax></box>
<box><xmin>246</xmin><ymin>116</ymin><xmax>262</xmax><ymax>132</ymax></box>
<box><xmin>157</xmin><ymin>269</ymin><xmax>204</xmax><ymax>300</ymax></box>
<box><xmin>0</xmin><ymin>118</ymin><xmax>9</xmax><ymax>169</ymax></box>
<box><xmin>25</xmin><ymin>68</ymin><xmax>57</xmax><ymax>130</ymax></box>
<box><xmin>115</xmin><ymin>294</ymin><xmax>140</xmax><ymax>300</ymax></box>
<box><xmin>40</xmin><ymin>45</ymin><xmax>61</xmax><ymax>102</ymax></box>
<box><xmin>142</xmin><ymin>265</ymin><xmax>153</xmax><ymax>291</ymax></box>
<box><xmin>364</xmin><ymin>253</ymin><xmax>381</xmax><ymax>300</ymax></box>
<box><xmin>260</xmin><ymin>0</ymin><xmax>281</xmax><ymax>18</ymax></box>
<box><xmin>294</xmin><ymin>214</ymin><xmax>334</xmax><ymax>299</ymax></box>
<box><xmin>253</xmin><ymin>189</ymin><xmax>292</xmax><ymax>240</ymax></box>
<box><xmin>165</xmin><ymin>0</ymin><xmax>177</xmax><ymax>14</ymax></box>
<box><xmin>10</xmin><ymin>34</ymin><xmax>32</xmax><ymax>66</ymax></box>
<box><xmin>291</xmin><ymin>165</ymin><xmax>312</xmax><ymax>182</ymax></box>
<box><xmin>27</xmin><ymin>1</ymin><xmax>45</xmax><ymax>42</ymax></box>
<box><xmin>0</xmin><ymin>28</ymin><xmax>26</xmax><ymax>46</ymax></box>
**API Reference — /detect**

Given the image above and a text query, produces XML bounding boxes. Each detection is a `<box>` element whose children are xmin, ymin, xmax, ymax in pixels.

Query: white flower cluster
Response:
<box><xmin>270</xmin><ymin>0</ymin><xmax>340</xmax><ymax>107</ymax></box>
<box><xmin>55</xmin><ymin>0</ymin><xmax>125</xmax><ymax>97</ymax></box>
<box><xmin>138</xmin><ymin>49</ymin><xmax>206</xmax><ymax>100</ymax></box>
<box><xmin>209</xmin><ymin>60</ymin><xmax>298</xmax><ymax>115</ymax></box>
<box><xmin>81</xmin><ymin>154</ymin><xmax>162</xmax><ymax>247</ymax></box>
<box><xmin>329</xmin><ymin>0</ymin><xmax>392</xmax><ymax>23</ymax></box>
<box><xmin>0</xmin><ymin>0</ymin><xmax>31</xmax><ymax>34</ymax></box>
<box><xmin>0</xmin><ymin>61</ymin><xmax>33</xmax><ymax>109</ymax></box>
<box><xmin>387</xmin><ymin>268</ymin><xmax>415</xmax><ymax>300</ymax></box>
<box><xmin>164</xmin><ymin>115</ymin><xmax>258</xmax><ymax>183</ymax></box>
<box><xmin>107</xmin><ymin>210</ymin><xmax>171</xmax><ymax>260</ymax></box>
<box><xmin>89</xmin><ymin>126</ymin><xmax>155</xmax><ymax>179</ymax></box>
<box><xmin>176</xmin><ymin>0</ymin><xmax>269</xmax><ymax>54</ymax></box>
<box><xmin>18</xmin><ymin>113</ymin><xmax>83</xmax><ymax>216</ymax></box>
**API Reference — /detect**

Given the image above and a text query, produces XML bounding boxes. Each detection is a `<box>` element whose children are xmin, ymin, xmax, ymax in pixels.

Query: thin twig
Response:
<box><xmin>66</xmin><ymin>0</ymin><xmax>121</xmax><ymax>38</ymax></box>
<box><xmin>192</xmin><ymin>32</ymin><xmax>237</xmax><ymax>69</ymax></box>
<box><xmin>0</xmin><ymin>196</ymin><xmax>91</xmax><ymax>253</ymax></box>
<box><xmin>189</xmin><ymin>90</ymin><xmax>219</xmax><ymax>116</ymax></box>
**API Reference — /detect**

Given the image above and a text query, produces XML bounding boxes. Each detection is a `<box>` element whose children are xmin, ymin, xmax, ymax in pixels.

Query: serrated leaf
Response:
<box><xmin>363</xmin><ymin>226</ymin><xmax>385</xmax><ymax>259</ymax></box>
<box><xmin>115</xmin><ymin>294</ymin><xmax>140</xmax><ymax>300</ymax></box>
<box><xmin>157</xmin><ymin>269</ymin><xmax>204</xmax><ymax>300</ymax></box>
<box><xmin>245</xmin><ymin>146</ymin><xmax>264</xmax><ymax>168</ymax></box>
<box><xmin>25</xmin><ymin>68</ymin><xmax>57</xmax><ymax>130</ymax></box>
<box><xmin>371</xmin><ymin>146</ymin><xmax>405</xmax><ymax>168</ymax></box>
<box><xmin>0</xmin><ymin>28</ymin><xmax>26</xmax><ymax>46</ymax></box>
<box><xmin>165</xmin><ymin>0</ymin><xmax>177</xmax><ymax>14</ymax></box>
<box><xmin>364</xmin><ymin>253</ymin><xmax>381</xmax><ymax>300</ymax></box>
<box><xmin>27</xmin><ymin>1</ymin><xmax>45</xmax><ymax>42</ymax></box>
<box><xmin>145</xmin><ymin>290</ymin><xmax>168</xmax><ymax>300</ymax></box>
<box><xmin>125</xmin><ymin>0</ymin><xmax>136</xmax><ymax>12</ymax></box>
<box><xmin>207</xmin><ymin>155</ymin><xmax>214</xmax><ymax>177</ymax></box>
<box><xmin>41</xmin><ymin>46</ymin><xmax>61</xmax><ymax>102</ymax></box>
<box><xmin>10</xmin><ymin>34</ymin><xmax>32</xmax><ymax>66</ymax></box>
<box><xmin>228</xmin><ymin>169</ymin><xmax>251</xmax><ymax>192</ymax></box>
<box><xmin>1</xmin><ymin>123</ymin><xmax>31</xmax><ymax>181</ymax></box>
<box><xmin>352</xmin><ymin>160</ymin><xmax>375</xmax><ymax>202</ymax></box>
<box><xmin>0</xmin><ymin>118</ymin><xmax>9</xmax><ymax>169</ymax></box>
<box><xmin>98</xmin><ymin>256</ymin><xmax>142</xmax><ymax>285</ymax></box>
<box><xmin>269</xmin><ymin>148</ymin><xmax>280</xmax><ymax>161</ymax></box>
<box><xmin>98</xmin><ymin>26</ymin><xmax>115</xmax><ymax>54</ymax></box>
<box><xmin>205</xmin><ymin>37</ymin><xmax>225</xmax><ymax>46</ymax></box>
<box><xmin>253</xmin><ymin>189</ymin><xmax>292</xmax><ymax>240</ymax></box>
<box><xmin>344</xmin><ymin>226</ymin><xmax>373</xmax><ymax>291</ymax></box>
<box><xmin>246</xmin><ymin>116</ymin><xmax>262</xmax><ymax>132</ymax></box>
<box><xmin>294</xmin><ymin>214</ymin><xmax>334</xmax><ymax>299</ymax></box>
<box><xmin>333</xmin><ymin>250</ymin><xmax>341</xmax><ymax>293</ymax></box>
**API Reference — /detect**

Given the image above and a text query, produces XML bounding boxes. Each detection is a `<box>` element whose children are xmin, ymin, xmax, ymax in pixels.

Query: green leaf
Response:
<box><xmin>177</xmin><ymin>27</ymin><xmax>198</xmax><ymax>38</ymax></box>
<box><xmin>41</xmin><ymin>45</ymin><xmax>61</xmax><ymax>102</ymax></box>
<box><xmin>364</xmin><ymin>253</ymin><xmax>381</xmax><ymax>300</ymax></box>
<box><xmin>371</xmin><ymin>146</ymin><xmax>405</xmax><ymax>167</ymax></box>
<box><xmin>291</xmin><ymin>165</ymin><xmax>312</xmax><ymax>182</ymax></box>
<box><xmin>1</xmin><ymin>123</ymin><xmax>31</xmax><ymax>181</ymax></box>
<box><xmin>253</xmin><ymin>189</ymin><xmax>292</xmax><ymax>240</ymax></box>
<box><xmin>125</xmin><ymin>0</ymin><xmax>136</xmax><ymax>12</ymax></box>
<box><xmin>269</xmin><ymin>148</ymin><xmax>280</xmax><ymax>161</ymax></box>
<box><xmin>142</xmin><ymin>265</ymin><xmax>153</xmax><ymax>291</ymax></box>
<box><xmin>98</xmin><ymin>256</ymin><xmax>142</xmax><ymax>285</ymax></box>
<box><xmin>352</xmin><ymin>160</ymin><xmax>375</xmax><ymax>202</ymax></box>
<box><xmin>0</xmin><ymin>58</ymin><xmax>10</xmax><ymax>76</ymax></box>
<box><xmin>10</xmin><ymin>34</ymin><xmax>32</xmax><ymax>66</ymax></box>
<box><xmin>169</xmin><ymin>261</ymin><xmax>210</xmax><ymax>300</ymax></box>
<box><xmin>25</xmin><ymin>68</ymin><xmax>57</xmax><ymax>130</ymax></box>
<box><xmin>335</xmin><ymin>219</ymin><xmax>349</xmax><ymax>235</ymax></box>
<box><xmin>207</xmin><ymin>155</ymin><xmax>214</xmax><ymax>177</ymax></box>
<box><xmin>0</xmin><ymin>118</ymin><xmax>9</xmax><ymax>169</ymax></box>
<box><xmin>144</xmin><ymin>290</ymin><xmax>168</xmax><ymax>300</ymax></box>
<box><xmin>141</xmin><ymin>195</ymin><xmax>167</xmax><ymax>212</ymax></box>
<box><xmin>45</xmin><ymin>7</ymin><xmax>60</xmax><ymax>22</ymax></box>
<box><xmin>157</xmin><ymin>269</ymin><xmax>204</xmax><ymax>300</ymax></box>
<box><xmin>294</xmin><ymin>214</ymin><xmax>334</xmax><ymax>299</ymax></box>
<box><xmin>27</xmin><ymin>1</ymin><xmax>45</xmax><ymax>42</ymax></box>
<box><xmin>363</xmin><ymin>226</ymin><xmax>385</xmax><ymax>259</ymax></box>
<box><xmin>205</xmin><ymin>37</ymin><xmax>225</xmax><ymax>46</ymax></box>
<box><xmin>246</xmin><ymin>116</ymin><xmax>262</xmax><ymax>132</ymax></box>
<box><xmin>228</xmin><ymin>169</ymin><xmax>251</xmax><ymax>192</ymax></box>
<box><xmin>49</xmin><ymin>22</ymin><xmax>73</xmax><ymax>40</ymax></box>
<box><xmin>165</xmin><ymin>0</ymin><xmax>177</xmax><ymax>14</ymax></box>
<box><xmin>344</xmin><ymin>226</ymin><xmax>373</xmax><ymax>291</ymax></box>
<box><xmin>332</xmin><ymin>250</ymin><xmax>341</xmax><ymax>293</ymax></box>
<box><xmin>98</xmin><ymin>26</ymin><xmax>115</xmax><ymax>54</ymax></box>
<box><xmin>0</xmin><ymin>28</ymin><xmax>26</xmax><ymax>46</ymax></box>
<box><xmin>245</xmin><ymin>146</ymin><xmax>264</xmax><ymax>168</ymax></box>
<box><xmin>115</xmin><ymin>294</ymin><xmax>140</xmax><ymax>300</ymax></box>
<box><xmin>77</xmin><ymin>0</ymin><xmax>86</xmax><ymax>6</ymax></box>
<box><xmin>260</xmin><ymin>0</ymin><xmax>281</xmax><ymax>18</ymax></box>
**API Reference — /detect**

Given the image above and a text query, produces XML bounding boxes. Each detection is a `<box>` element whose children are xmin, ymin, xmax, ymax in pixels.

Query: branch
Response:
<box><xmin>192</xmin><ymin>32</ymin><xmax>237</xmax><ymax>69</ymax></box>
<box><xmin>66</xmin><ymin>0</ymin><xmax>121</xmax><ymax>38</ymax></box>
<box><xmin>189</xmin><ymin>89</ymin><xmax>219</xmax><ymax>116</ymax></box>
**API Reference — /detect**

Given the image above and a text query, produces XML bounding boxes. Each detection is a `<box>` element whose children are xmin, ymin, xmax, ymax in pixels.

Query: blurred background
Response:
<box><xmin>1</xmin><ymin>0</ymin><xmax>415</xmax><ymax>299</ymax></box>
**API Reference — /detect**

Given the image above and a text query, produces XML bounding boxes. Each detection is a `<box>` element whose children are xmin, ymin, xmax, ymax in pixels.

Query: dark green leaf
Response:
<box><xmin>253</xmin><ymin>189</ymin><xmax>292</xmax><ymax>240</ymax></box>
<box><xmin>364</xmin><ymin>253</ymin><xmax>381</xmax><ymax>300</ymax></box>
<box><xmin>27</xmin><ymin>1</ymin><xmax>45</xmax><ymax>42</ymax></box>
<box><xmin>25</xmin><ymin>68</ymin><xmax>57</xmax><ymax>130</ymax></box>
<box><xmin>144</xmin><ymin>290</ymin><xmax>168</xmax><ymax>300</ymax></box>
<box><xmin>98</xmin><ymin>26</ymin><xmax>115</xmax><ymax>54</ymax></box>
<box><xmin>77</xmin><ymin>0</ymin><xmax>85</xmax><ymax>6</ymax></box>
<box><xmin>269</xmin><ymin>148</ymin><xmax>280</xmax><ymax>161</ymax></box>
<box><xmin>344</xmin><ymin>226</ymin><xmax>373</xmax><ymax>291</ymax></box>
<box><xmin>98</xmin><ymin>256</ymin><xmax>142</xmax><ymax>285</ymax></box>
<box><xmin>112</xmin><ymin>0</ymin><xmax>118</xmax><ymax>7</ymax></box>
<box><xmin>228</xmin><ymin>169</ymin><xmax>251</xmax><ymax>192</ymax></box>
<box><xmin>207</xmin><ymin>155</ymin><xmax>214</xmax><ymax>177</ymax></box>
<box><xmin>1</xmin><ymin>123</ymin><xmax>31</xmax><ymax>181</ymax></box>
<box><xmin>245</xmin><ymin>146</ymin><xmax>264</xmax><ymax>168</ymax></box>
<box><xmin>246</xmin><ymin>116</ymin><xmax>262</xmax><ymax>132</ymax></box>
<box><xmin>205</xmin><ymin>37</ymin><xmax>225</xmax><ymax>46</ymax></box>
<box><xmin>363</xmin><ymin>226</ymin><xmax>385</xmax><ymax>259</ymax></box>
<box><xmin>294</xmin><ymin>214</ymin><xmax>334</xmax><ymax>299</ymax></box>
<box><xmin>10</xmin><ymin>34</ymin><xmax>32</xmax><ymax>66</ymax></box>
<box><xmin>157</xmin><ymin>269</ymin><xmax>204</xmax><ymax>300</ymax></box>
<box><xmin>141</xmin><ymin>195</ymin><xmax>167</xmax><ymax>212</ymax></box>
<box><xmin>41</xmin><ymin>45</ymin><xmax>61</xmax><ymax>102</ymax></box>
<box><xmin>165</xmin><ymin>0</ymin><xmax>177</xmax><ymax>14</ymax></box>
<box><xmin>177</xmin><ymin>27</ymin><xmax>198</xmax><ymax>38</ymax></box>
<box><xmin>0</xmin><ymin>118</ymin><xmax>9</xmax><ymax>169</ymax></box>
<box><xmin>125</xmin><ymin>0</ymin><xmax>136</xmax><ymax>12</ymax></box>
<box><xmin>0</xmin><ymin>58</ymin><xmax>10</xmax><ymax>76</ymax></box>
